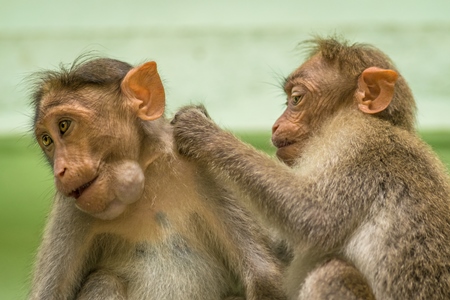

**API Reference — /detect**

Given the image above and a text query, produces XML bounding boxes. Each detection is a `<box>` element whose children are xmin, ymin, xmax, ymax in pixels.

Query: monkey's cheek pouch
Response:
<box><xmin>112</xmin><ymin>160</ymin><xmax>145</xmax><ymax>204</ymax></box>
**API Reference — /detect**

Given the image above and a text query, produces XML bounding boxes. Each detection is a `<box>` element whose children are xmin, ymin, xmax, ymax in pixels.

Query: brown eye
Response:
<box><xmin>59</xmin><ymin>120</ymin><xmax>71</xmax><ymax>134</ymax></box>
<box><xmin>42</xmin><ymin>135</ymin><xmax>53</xmax><ymax>146</ymax></box>
<box><xmin>292</xmin><ymin>95</ymin><xmax>303</xmax><ymax>105</ymax></box>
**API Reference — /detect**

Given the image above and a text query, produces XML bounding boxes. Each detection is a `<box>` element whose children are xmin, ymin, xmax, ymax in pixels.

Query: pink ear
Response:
<box><xmin>121</xmin><ymin>61</ymin><xmax>165</xmax><ymax>121</ymax></box>
<box><xmin>356</xmin><ymin>67</ymin><xmax>398</xmax><ymax>114</ymax></box>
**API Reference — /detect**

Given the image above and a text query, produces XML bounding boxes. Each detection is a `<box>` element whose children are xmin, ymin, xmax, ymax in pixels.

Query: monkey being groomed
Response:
<box><xmin>172</xmin><ymin>36</ymin><xmax>450</xmax><ymax>300</ymax></box>
<box><xmin>28</xmin><ymin>57</ymin><xmax>286</xmax><ymax>300</ymax></box>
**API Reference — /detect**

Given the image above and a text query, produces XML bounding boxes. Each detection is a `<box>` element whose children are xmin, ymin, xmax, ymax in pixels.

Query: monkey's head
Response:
<box><xmin>272</xmin><ymin>36</ymin><xmax>416</xmax><ymax>165</ymax></box>
<box><xmin>31</xmin><ymin>57</ymin><xmax>166</xmax><ymax>220</ymax></box>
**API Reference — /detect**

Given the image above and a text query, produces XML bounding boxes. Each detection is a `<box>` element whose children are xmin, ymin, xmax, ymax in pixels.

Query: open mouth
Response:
<box><xmin>69</xmin><ymin>177</ymin><xmax>97</xmax><ymax>199</ymax></box>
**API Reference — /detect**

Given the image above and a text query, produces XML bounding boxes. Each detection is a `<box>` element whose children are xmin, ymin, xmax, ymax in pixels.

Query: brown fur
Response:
<box><xmin>299</xmin><ymin>259</ymin><xmax>375</xmax><ymax>300</ymax></box>
<box><xmin>172</xmin><ymin>36</ymin><xmax>450</xmax><ymax>299</ymax></box>
<box><xmin>28</xmin><ymin>57</ymin><xmax>286</xmax><ymax>300</ymax></box>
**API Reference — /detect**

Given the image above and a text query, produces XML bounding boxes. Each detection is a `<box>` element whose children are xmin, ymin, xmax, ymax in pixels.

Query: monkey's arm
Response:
<box><xmin>204</xmin><ymin>187</ymin><xmax>286</xmax><ymax>300</ymax></box>
<box><xmin>29</xmin><ymin>194</ymin><xmax>94</xmax><ymax>300</ymax></box>
<box><xmin>172</xmin><ymin>106</ymin><xmax>374</xmax><ymax>248</ymax></box>
<box><xmin>194</xmin><ymin>167</ymin><xmax>286</xmax><ymax>299</ymax></box>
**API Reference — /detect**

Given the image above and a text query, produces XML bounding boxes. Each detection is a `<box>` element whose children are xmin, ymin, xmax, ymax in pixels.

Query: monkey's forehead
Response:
<box><xmin>35</xmin><ymin>95</ymin><xmax>95</xmax><ymax>126</ymax></box>
<box><xmin>37</xmin><ymin>87</ymin><xmax>104</xmax><ymax>112</ymax></box>
<box><xmin>284</xmin><ymin>56</ymin><xmax>335</xmax><ymax>93</ymax></box>
<box><xmin>284</xmin><ymin>69</ymin><xmax>319</xmax><ymax>94</ymax></box>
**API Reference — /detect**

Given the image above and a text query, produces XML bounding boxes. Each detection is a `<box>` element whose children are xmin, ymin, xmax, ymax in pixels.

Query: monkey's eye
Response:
<box><xmin>59</xmin><ymin>120</ymin><xmax>71</xmax><ymax>134</ymax></box>
<box><xmin>291</xmin><ymin>94</ymin><xmax>303</xmax><ymax>105</ymax></box>
<box><xmin>42</xmin><ymin>135</ymin><xmax>53</xmax><ymax>146</ymax></box>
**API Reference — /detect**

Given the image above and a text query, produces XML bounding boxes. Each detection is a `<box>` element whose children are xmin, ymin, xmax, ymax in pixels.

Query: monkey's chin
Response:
<box><xmin>89</xmin><ymin>199</ymin><xmax>127</xmax><ymax>220</ymax></box>
<box><xmin>74</xmin><ymin>160</ymin><xmax>145</xmax><ymax>220</ymax></box>
<box><xmin>276</xmin><ymin>146</ymin><xmax>299</xmax><ymax>166</ymax></box>
<box><xmin>74</xmin><ymin>190</ymin><xmax>137</xmax><ymax>220</ymax></box>
<box><xmin>74</xmin><ymin>189</ymin><xmax>125</xmax><ymax>220</ymax></box>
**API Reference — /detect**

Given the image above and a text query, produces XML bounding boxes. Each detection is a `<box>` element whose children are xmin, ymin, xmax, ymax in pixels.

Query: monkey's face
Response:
<box><xmin>32</xmin><ymin>60</ymin><xmax>165</xmax><ymax>220</ymax></box>
<box><xmin>34</xmin><ymin>91</ymin><xmax>145</xmax><ymax>220</ymax></box>
<box><xmin>272</xmin><ymin>55</ymin><xmax>344</xmax><ymax>166</ymax></box>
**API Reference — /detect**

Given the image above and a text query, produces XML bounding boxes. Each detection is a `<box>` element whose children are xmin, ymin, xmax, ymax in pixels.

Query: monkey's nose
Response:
<box><xmin>54</xmin><ymin>160</ymin><xmax>67</xmax><ymax>178</ymax></box>
<box><xmin>272</xmin><ymin>123</ymin><xmax>280</xmax><ymax>135</ymax></box>
<box><xmin>55</xmin><ymin>167</ymin><xmax>67</xmax><ymax>178</ymax></box>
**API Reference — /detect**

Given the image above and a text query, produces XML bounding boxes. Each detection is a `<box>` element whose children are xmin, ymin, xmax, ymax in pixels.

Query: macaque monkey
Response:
<box><xmin>28</xmin><ymin>57</ymin><xmax>286</xmax><ymax>300</ymax></box>
<box><xmin>172</xmin><ymin>37</ymin><xmax>450</xmax><ymax>299</ymax></box>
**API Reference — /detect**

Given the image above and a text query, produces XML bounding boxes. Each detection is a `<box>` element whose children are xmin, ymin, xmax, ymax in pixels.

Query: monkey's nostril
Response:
<box><xmin>56</xmin><ymin>167</ymin><xmax>67</xmax><ymax>177</ymax></box>
<box><xmin>272</xmin><ymin>124</ymin><xmax>279</xmax><ymax>135</ymax></box>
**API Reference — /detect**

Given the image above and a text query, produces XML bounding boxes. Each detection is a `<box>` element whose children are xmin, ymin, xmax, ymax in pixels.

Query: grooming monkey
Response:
<box><xmin>28</xmin><ymin>57</ymin><xmax>286</xmax><ymax>300</ymax></box>
<box><xmin>172</xmin><ymin>37</ymin><xmax>450</xmax><ymax>299</ymax></box>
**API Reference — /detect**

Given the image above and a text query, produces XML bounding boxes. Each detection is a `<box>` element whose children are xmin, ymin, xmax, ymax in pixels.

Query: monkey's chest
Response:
<box><xmin>98</xmin><ymin>234</ymin><xmax>235</xmax><ymax>300</ymax></box>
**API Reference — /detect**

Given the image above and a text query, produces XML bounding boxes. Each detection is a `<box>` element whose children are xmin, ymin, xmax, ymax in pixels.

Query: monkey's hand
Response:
<box><xmin>171</xmin><ymin>104</ymin><xmax>211</xmax><ymax>122</ymax></box>
<box><xmin>171</xmin><ymin>105</ymin><xmax>220</xmax><ymax>159</ymax></box>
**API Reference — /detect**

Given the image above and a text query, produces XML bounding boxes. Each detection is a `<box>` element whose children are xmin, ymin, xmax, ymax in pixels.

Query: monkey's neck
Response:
<box><xmin>299</xmin><ymin>109</ymin><xmax>396</xmax><ymax>168</ymax></box>
<box><xmin>140</xmin><ymin>119</ymin><xmax>174</xmax><ymax>169</ymax></box>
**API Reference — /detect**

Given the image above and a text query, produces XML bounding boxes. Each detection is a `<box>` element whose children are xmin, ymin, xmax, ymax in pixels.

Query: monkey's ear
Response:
<box><xmin>121</xmin><ymin>61</ymin><xmax>165</xmax><ymax>121</ymax></box>
<box><xmin>355</xmin><ymin>67</ymin><xmax>398</xmax><ymax>114</ymax></box>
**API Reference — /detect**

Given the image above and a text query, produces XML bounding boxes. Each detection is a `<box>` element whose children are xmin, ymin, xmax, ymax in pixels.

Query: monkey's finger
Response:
<box><xmin>170</xmin><ymin>105</ymin><xmax>211</xmax><ymax>125</ymax></box>
<box><xmin>194</xmin><ymin>104</ymin><xmax>211</xmax><ymax>119</ymax></box>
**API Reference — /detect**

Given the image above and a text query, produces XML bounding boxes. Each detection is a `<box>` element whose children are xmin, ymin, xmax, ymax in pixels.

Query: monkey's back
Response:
<box><xmin>333</xmin><ymin>113</ymin><xmax>450</xmax><ymax>299</ymax></box>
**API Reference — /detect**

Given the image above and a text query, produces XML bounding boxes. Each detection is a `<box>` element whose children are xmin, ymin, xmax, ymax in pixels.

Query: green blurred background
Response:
<box><xmin>1</xmin><ymin>0</ymin><xmax>450</xmax><ymax>298</ymax></box>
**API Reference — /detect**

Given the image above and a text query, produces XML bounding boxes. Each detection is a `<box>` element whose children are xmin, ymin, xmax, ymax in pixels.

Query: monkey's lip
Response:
<box><xmin>272</xmin><ymin>139</ymin><xmax>296</xmax><ymax>149</ymax></box>
<box><xmin>274</xmin><ymin>140</ymin><xmax>300</xmax><ymax>166</ymax></box>
<box><xmin>68</xmin><ymin>177</ymin><xmax>98</xmax><ymax>199</ymax></box>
